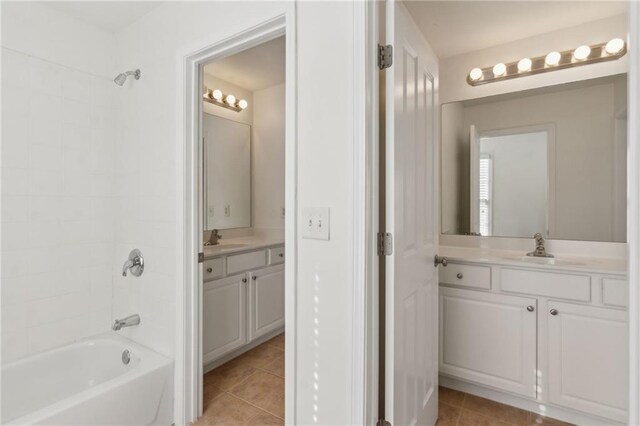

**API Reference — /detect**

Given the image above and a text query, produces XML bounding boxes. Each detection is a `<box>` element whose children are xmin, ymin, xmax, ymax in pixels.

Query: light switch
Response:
<box><xmin>302</xmin><ymin>207</ymin><xmax>330</xmax><ymax>240</ymax></box>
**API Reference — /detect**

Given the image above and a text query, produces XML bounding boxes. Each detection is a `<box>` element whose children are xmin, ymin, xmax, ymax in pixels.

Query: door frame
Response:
<box><xmin>175</xmin><ymin>12</ymin><xmax>297</xmax><ymax>425</ymax></box>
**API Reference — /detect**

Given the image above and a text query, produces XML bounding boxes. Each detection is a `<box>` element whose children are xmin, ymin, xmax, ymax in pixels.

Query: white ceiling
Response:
<box><xmin>43</xmin><ymin>1</ymin><xmax>163</xmax><ymax>33</ymax></box>
<box><xmin>204</xmin><ymin>36</ymin><xmax>286</xmax><ymax>92</ymax></box>
<box><xmin>404</xmin><ymin>1</ymin><xmax>628</xmax><ymax>59</ymax></box>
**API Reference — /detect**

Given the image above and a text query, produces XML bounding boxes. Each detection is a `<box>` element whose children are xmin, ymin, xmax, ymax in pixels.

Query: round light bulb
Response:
<box><xmin>517</xmin><ymin>58</ymin><xmax>532</xmax><ymax>72</ymax></box>
<box><xmin>225</xmin><ymin>94</ymin><xmax>236</xmax><ymax>106</ymax></box>
<box><xmin>605</xmin><ymin>38</ymin><xmax>625</xmax><ymax>55</ymax></box>
<box><xmin>469</xmin><ymin>68</ymin><xmax>483</xmax><ymax>81</ymax></box>
<box><xmin>238</xmin><ymin>99</ymin><xmax>248</xmax><ymax>109</ymax></box>
<box><xmin>492</xmin><ymin>63</ymin><xmax>506</xmax><ymax>77</ymax></box>
<box><xmin>545</xmin><ymin>51</ymin><xmax>561</xmax><ymax>66</ymax></box>
<box><xmin>212</xmin><ymin>89</ymin><xmax>223</xmax><ymax>101</ymax></box>
<box><xmin>573</xmin><ymin>45</ymin><xmax>591</xmax><ymax>60</ymax></box>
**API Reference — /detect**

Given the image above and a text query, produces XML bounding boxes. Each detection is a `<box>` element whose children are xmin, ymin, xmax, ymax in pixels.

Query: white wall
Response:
<box><xmin>112</xmin><ymin>2</ymin><xmax>361</xmax><ymax>424</ymax></box>
<box><xmin>440</xmin><ymin>14</ymin><xmax>628</xmax><ymax>104</ymax></box>
<box><xmin>1</xmin><ymin>2</ymin><xmax>117</xmax><ymax>361</ymax></box>
<box><xmin>253</xmin><ymin>83</ymin><xmax>285</xmax><ymax>231</ymax></box>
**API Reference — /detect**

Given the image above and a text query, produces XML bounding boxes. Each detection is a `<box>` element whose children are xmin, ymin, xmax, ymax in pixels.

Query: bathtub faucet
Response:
<box><xmin>112</xmin><ymin>314</ymin><xmax>141</xmax><ymax>331</ymax></box>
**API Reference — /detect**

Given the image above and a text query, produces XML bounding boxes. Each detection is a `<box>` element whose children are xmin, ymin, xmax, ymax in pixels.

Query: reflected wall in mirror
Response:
<box><xmin>204</xmin><ymin>113</ymin><xmax>251</xmax><ymax>230</ymax></box>
<box><xmin>442</xmin><ymin>74</ymin><xmax>627</xmax><ymax>242</ymax></box>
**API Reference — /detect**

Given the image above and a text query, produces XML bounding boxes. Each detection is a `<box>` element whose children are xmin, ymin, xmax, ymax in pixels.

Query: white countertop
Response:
<box><xmin>439</xmin><ymin>246</ymin><xmax>627</xmax><ymax>276</ymax></box>
<box><xmin>203</xmin><ymin>236</ymin><xmax>284</xmax><ymax>258</ymax></box>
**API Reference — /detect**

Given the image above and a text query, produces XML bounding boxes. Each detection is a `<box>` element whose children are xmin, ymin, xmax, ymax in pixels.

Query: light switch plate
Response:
<box><xmin>302</xmin><ymin>207</ymin><xmax>330</xmax><ymax>240</ymax></box>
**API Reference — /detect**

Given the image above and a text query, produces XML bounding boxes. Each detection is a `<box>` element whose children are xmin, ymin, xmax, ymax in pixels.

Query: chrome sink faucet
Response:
<box><xmin>205</xmin><ymin>229</ymin><xmax>222</xmax><ymax>246</ymax></box>
<box><xmin>527</xmin><ymin>233</ymin><xmax>554</xmax><ymax>258</ymax></box>
<box><xmin>112</xmin><ymin>314</ymin><xmax>141</xmax><ymax>331</ymax></box>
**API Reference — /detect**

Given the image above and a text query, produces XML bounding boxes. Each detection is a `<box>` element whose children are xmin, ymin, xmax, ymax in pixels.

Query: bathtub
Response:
<box><xmin>1</xmin><ymin>333</ymin><xmax>173</xmax><ymax>425</ymax></box>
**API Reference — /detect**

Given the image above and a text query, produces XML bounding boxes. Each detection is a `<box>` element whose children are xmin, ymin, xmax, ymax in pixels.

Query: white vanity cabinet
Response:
<box><xmin>439</xmin><ymin>260</ymin><xmax>628</xmax><ymax>424</ymax></box>
<box><xmin>202</xmin><ymin>244</ymin><xmax>285</xmax><ymax>366</ymax></box>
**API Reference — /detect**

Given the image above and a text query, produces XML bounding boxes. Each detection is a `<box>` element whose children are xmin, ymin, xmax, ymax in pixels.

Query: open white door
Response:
<box><xmin>469</xmin><ymin>125</ymin><xmax>480</xmax><ymax>235</ymax></box>
<box><xmin>385</xmin><ymin>1</ymin><xmax>439</xmax><ymax>425</ymax></box>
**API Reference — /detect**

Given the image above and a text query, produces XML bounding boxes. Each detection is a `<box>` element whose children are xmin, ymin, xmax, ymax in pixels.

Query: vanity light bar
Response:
<box><xmin>203</xmin><ymin>87</ymin><xmax>248</xmax><ymax>112</ymax></box>
<box><xmin>467</xmin><ymin>38</ymin><xmax>626</xmax><ymax>86</ymax></box>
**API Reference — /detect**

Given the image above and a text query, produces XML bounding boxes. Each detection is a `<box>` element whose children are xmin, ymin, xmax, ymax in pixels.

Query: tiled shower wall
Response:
<box><xmin>1</xmin><ymin>3</ymin><xmax>118</xmax><ymax>362</ymax></box>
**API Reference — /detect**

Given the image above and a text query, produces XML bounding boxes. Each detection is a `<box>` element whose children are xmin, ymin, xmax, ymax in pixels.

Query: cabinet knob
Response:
<box><xmin>550</xmin><ymin>309</ymin><xmax>558</xmax><ymax>316</ymax></box>
<box><xmin>279</xmin><ymin>253</ymin><xmax>284</xmax><ymax>258</ymax></box>
<box><xmin>206</xmin><ymin>267</ymin><xmax>213</xmax><ymax>273</ymax></box>
<box><xmin>456</xmin><ymin>273</ymin><xmax>463</xmax><ymax>279</ymax></box>
<box><xmin>242</xmin><ymin>278</ymin><xmax>247</xmax><ymax>283</ymax></box>
<box><xmin>527</xmin><ymin>305</ymin><xmax>535</xmax><ymax>312</ymax></box>
<box><xmin>252</xmin><ymin>276</ymin><xmax>257</xmax><ymax>280</ymax></box>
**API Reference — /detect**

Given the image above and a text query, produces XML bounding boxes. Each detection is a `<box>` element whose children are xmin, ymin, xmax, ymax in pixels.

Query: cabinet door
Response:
<box><xmin>439</xmin><ymin>287</ymin><xmax>537</xmax><ymax>397</ymax></box>
<box><xmin>203</xmin><ymin>274</ymin><xmax>247</xmax><ymax>364</ymax></box>
<box><xmin>547</xmin><ymin>301</ymin><xmax>628</xmax><ymax>422</ymax></box>
<box><xmin>249</xmin><ymin>264</ymin><xmax>285</xmax><ymax>341</ymax></box>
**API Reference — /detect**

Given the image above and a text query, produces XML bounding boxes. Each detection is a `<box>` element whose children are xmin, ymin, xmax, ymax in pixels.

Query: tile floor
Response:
<box><xmin>197</xmin><ymin>333</ymin><xmax>285</xmax><ymax>425</ymax></box>
<box><xmin>197</xmin><ymin>335</ymin><xmax>572</xmax><ymax>426</ymax></box>
<box><xmin>437</xmin><ymin>386</ymin><xmax>574</xmax><ymax>426</ymax></box>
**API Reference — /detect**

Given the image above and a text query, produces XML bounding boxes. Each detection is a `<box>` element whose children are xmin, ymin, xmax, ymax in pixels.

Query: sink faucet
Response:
<box><xmin>205</xmin><ymin>229</ymin><xmax>222</xmax><ymax>246</ymax></box>
<box><xmin>527</xmin><ymin>233</ymin><xmax>554</xmax><ymax>258</ymax></box>
<box><xmin>112</xmin><ymin>314</ymin><xmax>141</xmax><ymax>331</ymax></box>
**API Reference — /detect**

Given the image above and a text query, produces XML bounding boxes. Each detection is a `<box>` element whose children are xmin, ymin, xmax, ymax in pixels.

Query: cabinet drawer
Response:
<box><xmin>602</xmin><ymin>278</ymin><xmax>628</xmax><ymax>308</ymax></box>
<box><xmin>440</xmin><ymin>263</ymin><xmax>491</xmax><ymax>289</ymax></box>
<box><xmin>500</xmin><ymin>268</ymin><xmax>591</xmax><ymax>302</ymax></box>
<box><xmin>268</xmin><ymin>246</ymin><xmax>285</xmax><ymax>265</ymax></box>
<box><xmin>203</xmin><ymin>258</ymin><xmax>224</xmax><ymax>281</ymax></box>
<box><xmin>227</xmin><ymin>250</ymin><xmax>266</xmax><ymax>275</ymax></box>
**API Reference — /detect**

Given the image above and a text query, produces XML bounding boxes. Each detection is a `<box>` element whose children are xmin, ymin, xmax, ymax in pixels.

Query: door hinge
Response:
<box><xmin>377</xmin><ymin>232</ymin><xmax>393</xmax><ymax>256</ymax></box>
<box><xmin>377</xmin><ymin>419</ymin><xmax>391</xmax><ymax>426</ymax></box>
<box><xmin>198</xmin><ymin>252</ymin><xmax>204</xmax><ymax>263</ymax></box>
<box><xmin>378</xmin><ymin>44</ymin><xmax>393</xmax><ymax>70</ymax></box>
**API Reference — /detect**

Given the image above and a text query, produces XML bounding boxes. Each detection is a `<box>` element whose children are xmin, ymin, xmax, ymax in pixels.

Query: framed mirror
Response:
<box><xmin>441</xmin><ymin>74</ymin><xmax>627</xmax><ymax>242</ymax></box>
<box><xmin>203</xmin><ymin>113</ymin><xmax>251</xmax><ymax>230</ymax></box>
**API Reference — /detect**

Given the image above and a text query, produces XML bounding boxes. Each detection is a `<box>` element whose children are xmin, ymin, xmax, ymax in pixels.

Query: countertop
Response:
<box><xmin>203</xmin><ymin>236</ymin><xmax>284</xmax><ymax>258</ymax></box>
<box><xmin>439</xmin><ymin>246</ymin><xmax>627</xmax><ymax>276</ymax></box>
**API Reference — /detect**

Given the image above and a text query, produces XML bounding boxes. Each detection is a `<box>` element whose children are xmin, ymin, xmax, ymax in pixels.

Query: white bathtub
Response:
<box><xmin>1</xmin><ymin>333</ymin><xmax>173</xmax><ymax>425</ymax></box>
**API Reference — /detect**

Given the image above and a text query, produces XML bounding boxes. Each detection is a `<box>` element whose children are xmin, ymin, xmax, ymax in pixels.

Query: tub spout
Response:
<box><xmin>112</xmin><ymin>314</ymin><xmax>141</xmax><ymax>331</ymax></box>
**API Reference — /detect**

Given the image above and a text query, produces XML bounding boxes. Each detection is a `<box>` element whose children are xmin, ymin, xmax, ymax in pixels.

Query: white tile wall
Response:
<box><xmin>1</xmin><ymin>47</ymin><xmax>118</xmax><ymax>362</ymax></box>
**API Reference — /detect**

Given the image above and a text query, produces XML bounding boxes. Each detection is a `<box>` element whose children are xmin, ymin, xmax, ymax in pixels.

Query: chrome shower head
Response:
<box><xmin>114</xmin><ymin>69</ymin><xmax>141</xmax><ymax>86</ymax></box>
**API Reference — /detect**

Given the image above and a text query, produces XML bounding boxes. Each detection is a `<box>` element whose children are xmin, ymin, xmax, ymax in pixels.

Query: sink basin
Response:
<box><xmin>503</xmin><ymin>255</ymin><xmax>586</xmax><ymax>267</ymax></box>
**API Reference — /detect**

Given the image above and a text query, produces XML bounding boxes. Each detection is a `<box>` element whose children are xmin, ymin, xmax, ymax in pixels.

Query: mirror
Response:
<box><xmin>203</xmin><ymin>113</ymin><xmax>251</xmax><ymax>230</ymax></box>
<box><xmin>442</xmin><ymin>74</ymin><xmax>627</xmax><ymax>242</ymax></box>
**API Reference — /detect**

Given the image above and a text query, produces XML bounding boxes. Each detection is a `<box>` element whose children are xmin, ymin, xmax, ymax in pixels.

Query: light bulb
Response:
<box><xmin>238</xmin><ymin>99</ymin><xmax>248</xmax><ymax>109</ymax></box>
<box><xmin>225</xmin><ymin>94</ymin><xmax>236</xmax><ymax>106</ymax></box>
<box><xmin>469</xmin><ymin>68</ymin><xmax>483</xmax><ymax>81</ymax></box>
<box><xmin>517</xmin><ymin>58</ymin><xmax>532</xmax><ymax>72</ymax></box>
<box><xmin>573</xmin><ymin>45</ymin><xmax>591</xmax><ymax>60</ymax></box>
<box><xmin>212</xmin><ymin>89</ymin><xmax>223</xmax><ymax>101</ymax></box>
<box><xmin>605</xmin><ymin>38</ymin><xmax>625</xmax><ymax>55</ymax></box>
<box><xmin>492</xmin><ymin>63</ymin><xmax>506</xmax><ymax>77</ymax></box>
<box><xmin>545</xmin><ymin>51</ymin><xmax>561</xmax><ymax>66</ymax></box>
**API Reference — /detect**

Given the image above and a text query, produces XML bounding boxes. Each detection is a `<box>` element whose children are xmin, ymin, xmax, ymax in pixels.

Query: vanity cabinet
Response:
<box><xmin>203</xmin><ymin>244</ymin><xmax>285</xmax><ymax>366</ymax></box>
<box><xmin>439</xmin><ymin>260</ymin><xmax>628</xmax><ymax>423</ymax></box>
<box><xmin>547</xmin><ymin>301</ymin><xmax>628</xmax><ymax>422</ymax></box>
<box><xmin>440</xmin><ymin>288</ymin><xmax>537</xmax><ymax>397</ymax></box>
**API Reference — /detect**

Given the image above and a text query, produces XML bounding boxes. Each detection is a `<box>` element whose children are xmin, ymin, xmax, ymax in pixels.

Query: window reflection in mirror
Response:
<box><xmin>442</xmin><ymin>74</ymin><xmax>627</xmax><ymax>242</ymax></box>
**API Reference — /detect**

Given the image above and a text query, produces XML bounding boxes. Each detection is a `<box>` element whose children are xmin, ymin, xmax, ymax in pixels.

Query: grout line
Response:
<box><xmin>226</xmin><ymin>391</ymin><xmax>285</xmax><ymax>420</ymax></box>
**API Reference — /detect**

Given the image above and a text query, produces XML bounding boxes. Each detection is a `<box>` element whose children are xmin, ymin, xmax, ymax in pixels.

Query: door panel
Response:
<box><xmin>249</xmin><ymin>265</ymin><xmax>285</xmax><ymax>341</ymax></box>
<box><xmin>439</xmin><ymin>288</ymin><xmax>537</xmax><ymax>398</ymax></box>
<box><xmin>385</xmin><ymin>1</ymin><xmax>439</xmax><ymax>424</ymax></box>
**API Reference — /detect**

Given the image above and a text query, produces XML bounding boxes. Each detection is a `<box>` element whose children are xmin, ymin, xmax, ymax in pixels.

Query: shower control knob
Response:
<box><xmin>550</xmin><ymin>309</ymin><xmax>559</xmax><ymax>316</ymax></box>
<box><xmin>527</xmin><ymin>305</ymin><xmax>535</xmax><ymax>312</ymax></box>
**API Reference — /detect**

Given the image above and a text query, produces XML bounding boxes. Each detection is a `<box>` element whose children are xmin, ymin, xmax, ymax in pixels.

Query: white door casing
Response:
<box><xmin>385</xmin><ymin>1</ymin><xmax>439</xmax><ymax>424</ymax></box>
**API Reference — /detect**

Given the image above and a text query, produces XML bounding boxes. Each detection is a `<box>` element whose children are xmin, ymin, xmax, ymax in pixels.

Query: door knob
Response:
<box><xmin>434</xmin><ymin>255</ymin><xmax>448</xmax><ymax>267</ymax></box>
<box><xmin>550</xmin><ymin>309</ymin><xmax>558</xmax><ymax>316</ymax></box>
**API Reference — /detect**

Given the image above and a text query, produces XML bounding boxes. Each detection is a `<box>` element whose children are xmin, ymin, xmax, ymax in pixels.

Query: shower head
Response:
<box><xmin>114</xmin><ymin>69</ymin><xmax>141</xmax><ymax>86</ymax></box>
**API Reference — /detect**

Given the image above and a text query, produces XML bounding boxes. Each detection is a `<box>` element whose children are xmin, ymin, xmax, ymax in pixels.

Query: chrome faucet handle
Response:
<box><xmin>122</xmin><ymin>249</ymin><xmax>144</xmax><ymax>277</ymax></box>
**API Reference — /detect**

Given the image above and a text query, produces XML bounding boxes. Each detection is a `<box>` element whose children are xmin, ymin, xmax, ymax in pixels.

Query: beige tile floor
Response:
<box><xmin>196</xmin><ymin>333</ymin><xmax>285</xmax><ymax>425</ymax></box>
<box><xmin>196</xmin><ymin>335</ymin><xmax>572</xmax><ymax>426</ymax></box>
<box><xmin>437</xmin><ymin>386</ymin><xmax>574</xmax><ymax>426</ymax></box>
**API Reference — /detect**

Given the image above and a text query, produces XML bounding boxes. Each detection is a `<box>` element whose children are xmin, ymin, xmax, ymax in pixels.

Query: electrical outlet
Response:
<box><xmin>302</xmin><ymin>207</ymin><xmax>330</xmax><ymax>240</ymax></box>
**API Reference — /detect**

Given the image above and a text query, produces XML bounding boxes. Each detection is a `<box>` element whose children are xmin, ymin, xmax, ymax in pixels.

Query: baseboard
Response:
<box><xmin>203</xmin><ymin>327</ymin><xmax>284</xmax><ymax>374</ymax></box>
<box><xmin>439</xmin><ymin>375</ymin><xmax>624</xmax><ymax>426</ymax></box>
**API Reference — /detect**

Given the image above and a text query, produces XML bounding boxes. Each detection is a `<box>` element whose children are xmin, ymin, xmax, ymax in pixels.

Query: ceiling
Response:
<box><xmin>404</xmin><ymin>1</ymin><xmax>628</xmax><ymax>59</ymax></box>
<box><xmin>204</xmin><ymin>37</ymin><xmax>286</xmax><ymax>92</ymax></box>
<box><xmin>43</xmin><ymin>1</ymin><xmax>163</xmax><ymax>33</ymax></box>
